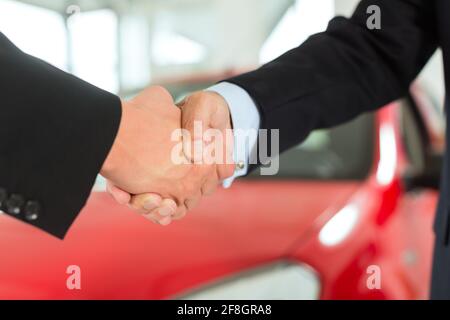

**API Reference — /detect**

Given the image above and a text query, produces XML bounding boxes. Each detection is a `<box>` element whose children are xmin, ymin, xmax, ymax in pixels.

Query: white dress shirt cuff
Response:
<box><xmin>207</xmin><ymin>82</ymin><xmax>261</xmax><ymax>188</ymax></box>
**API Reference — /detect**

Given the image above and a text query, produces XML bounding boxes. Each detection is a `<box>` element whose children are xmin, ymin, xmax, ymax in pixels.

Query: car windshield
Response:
<box><xmin>169</xmin><ymin>82</ymin><xmax>375</xmax><ymax>181</ymax></box>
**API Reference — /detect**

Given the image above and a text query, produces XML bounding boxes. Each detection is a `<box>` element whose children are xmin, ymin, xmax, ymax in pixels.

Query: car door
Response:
<box><xmin>392</xmin><ymin>97</ymin><xmax>440</xmax><ymax>298</ymax></box>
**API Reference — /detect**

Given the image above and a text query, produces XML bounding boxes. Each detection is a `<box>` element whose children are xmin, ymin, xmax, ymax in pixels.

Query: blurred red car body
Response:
<box><xmin>0</xmin><ymin>84</ymin><xmax>443</xmax><ymax>300</ymax></box>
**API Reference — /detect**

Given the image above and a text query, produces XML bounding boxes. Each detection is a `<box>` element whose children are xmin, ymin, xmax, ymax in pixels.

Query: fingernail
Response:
<box><xmin>159</xmin><ymin>217</ymin><xmax>172</xmax><ymax>226</ymax></box>
<box><xmin>158</xmin><ymin>206</ymin><xmax>173</xmax><ymax>217</ymax></box>
<box><xmin>144</xmin><ymin>200</ymin><xmax>158</xmax><ymax>211</ymax></box>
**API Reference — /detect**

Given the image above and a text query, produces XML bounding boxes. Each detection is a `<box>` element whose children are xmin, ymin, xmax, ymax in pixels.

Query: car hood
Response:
<box><xmin>0</xmin><ymin>180</ymin><xmax>359</xmax><ymax>299</ymax></box>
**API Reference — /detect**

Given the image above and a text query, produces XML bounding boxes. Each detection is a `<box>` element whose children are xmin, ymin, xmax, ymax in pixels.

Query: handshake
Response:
<box><xmin>100</xmin><ymin>86</ymin><xmax>235</xmax><ymax>226</ymax></box>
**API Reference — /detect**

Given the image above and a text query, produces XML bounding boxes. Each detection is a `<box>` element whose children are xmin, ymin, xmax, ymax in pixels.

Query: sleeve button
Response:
<box><xmin>6</xmin><ymin>194</ymin><xmax>25</xmax><ymax>215</ymax></box>
<box><xmin>24</xmin><ymin>201</ymin><xmax>40</xmax><ymax>221</ymax></box>
<box><xmin>236</xmin><ymin>161</ymin><xmax>245</xmax><ymax>170</ymax></box>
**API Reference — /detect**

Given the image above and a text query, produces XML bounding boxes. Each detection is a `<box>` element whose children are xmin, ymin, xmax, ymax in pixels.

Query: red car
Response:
<box><xmin>0</xmin><ymin>82</ymin><xmax>443</xmax><ymax>300</ymax></box>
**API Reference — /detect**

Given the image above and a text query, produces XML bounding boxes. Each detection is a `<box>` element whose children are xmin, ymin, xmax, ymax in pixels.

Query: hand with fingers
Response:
<box><xmin>105</xmin><ymin>90</ymin><xmax>235</xmax><ymax>225</ymax></box>
<box><xmin>101</xmin><ymin>87</ymin><xmax>225</xmax><ymax>225</ymax></box>
<box><xmin>106</xmin><ymin>181</ymin><xmax>177</xmax><ymax>225</ymax></box>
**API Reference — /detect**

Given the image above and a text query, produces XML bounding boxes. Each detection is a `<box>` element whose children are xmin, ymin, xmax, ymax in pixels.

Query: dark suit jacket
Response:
<box><xmin>227</xmin><ymin>0</ymin><xmax>450</xmax><ymax>243</ymax></box>
<box><xmin>0</xmin><ymin>33</ymin><xmax>121</xmax><ymax>239</ymax></box>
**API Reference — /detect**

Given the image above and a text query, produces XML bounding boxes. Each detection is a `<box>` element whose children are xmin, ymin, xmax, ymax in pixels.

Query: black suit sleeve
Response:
<box><xmin>226</xmin><ymin>0</ymin><xmax>438</xmax><ymax>158</ymax></box>
<box><xmin>0</xmin><ymin>33</ymin><xmax>121</xmax><ymax>239</ymax></box>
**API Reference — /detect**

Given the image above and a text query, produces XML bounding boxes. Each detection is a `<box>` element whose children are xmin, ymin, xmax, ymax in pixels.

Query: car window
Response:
<box><xmin>248</xmin><ymin>113</ymin><xmax>375</xmax><ymax>180</ymax></box>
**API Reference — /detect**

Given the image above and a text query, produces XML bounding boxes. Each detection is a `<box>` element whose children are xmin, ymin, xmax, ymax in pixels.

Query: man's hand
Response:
<box><xmin>102</xmin><ymin>87</ymin><xmax>218</xmax><ymax>225</ymax></box>
<box><xmin>107</xmin><ymin>90</ymin><xmax>235</xmax><ymax>225</ymax></box>
<box><xmin>179</xmin><ymin>91</ymin><xmax>235</xmax><ymax>191</ymax></box>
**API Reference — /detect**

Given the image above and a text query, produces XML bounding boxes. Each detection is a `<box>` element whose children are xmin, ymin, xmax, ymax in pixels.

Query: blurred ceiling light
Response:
<box><xmin>376</xmin><ymin>124</ymin><xmax>397</xmax><ymax>186</ymax></box>
<box><xmin>0</xmin><ymin>0</ymin><xmax>67</xmax><ymax>70</ymax></box>
<box><xmin>152</xmin><ymin>31</ymin><xmax>207</xmax><ymax>66</ymax></box>
<box><xmin>120</xmin><ymin>15</ymin><xmax>152</xmax><ymax>91</ymax></box>
<box><xmin>69</xmin><ymin>9</ymin><xmax>118</xmax><ymax>93</ymax></box>
<box><xmin>259</xmin><ymin>0</ymin><xmax>334</xmax><ymax>64</ymax></box>
<box><xmin>318</xmin><ymin>203</ymin><xmax>359</xmax><ymax>246</ymax></box>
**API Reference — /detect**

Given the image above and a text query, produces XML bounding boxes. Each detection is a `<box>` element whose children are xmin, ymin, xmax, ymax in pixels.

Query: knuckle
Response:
<box><xmin>145</xmin><ymin>213</ymin><xmax>160</xmax><ymax>224</ymax></box>
<box><xmin>152</xmin><ymin>85</ymin><xmax>173</xmax><ymax>102</ymax></box>
<box><xmin>152</xmin><ymin>85</ymin><xmax>170</xmax><ymax>96</ymax></box>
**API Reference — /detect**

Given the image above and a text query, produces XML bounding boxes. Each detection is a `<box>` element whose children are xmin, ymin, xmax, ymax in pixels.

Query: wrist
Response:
<box><xmin>101</xmin><ymin>99</ymin><xmax>127</xmax><ymax>177</ymax></box>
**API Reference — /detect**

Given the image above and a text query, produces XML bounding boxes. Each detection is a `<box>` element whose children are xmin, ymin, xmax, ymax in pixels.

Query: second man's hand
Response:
<box><xmin>179</xmin><ymin>91</ymin><xmax>236</xmax><ymax>189</ymax></box>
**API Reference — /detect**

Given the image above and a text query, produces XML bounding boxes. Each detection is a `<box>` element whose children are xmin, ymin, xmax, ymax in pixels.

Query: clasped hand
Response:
<box><xmin>100</xmin><ymin>86</ymin><xmax>234</xmax><ymax>225</ymax></box>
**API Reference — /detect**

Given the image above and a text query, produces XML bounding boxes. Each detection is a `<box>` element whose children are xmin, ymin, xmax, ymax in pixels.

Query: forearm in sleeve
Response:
<box><xmin>226</xmin><ymin>0</ymin><xmax>438</xmax><ymax>155</ymax></box>
<box><xmin>0</xmin><ymin>33</ymin><xmax>121</xmax><ymax>239</ymax></box>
